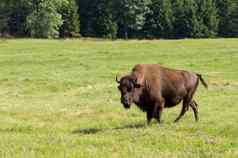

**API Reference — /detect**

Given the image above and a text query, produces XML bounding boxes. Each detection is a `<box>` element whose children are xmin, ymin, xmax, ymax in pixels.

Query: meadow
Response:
<box><xmin>0</xmin><ymin>38</ymin><xmax>237</xmax><ymax>158</ymax></box>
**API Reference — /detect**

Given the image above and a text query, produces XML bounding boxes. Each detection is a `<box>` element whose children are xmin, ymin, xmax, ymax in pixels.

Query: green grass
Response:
<box><xmin>0</xmin><ymin>38</ymin><xmax>237</xmax><ymax>158</ymax></box>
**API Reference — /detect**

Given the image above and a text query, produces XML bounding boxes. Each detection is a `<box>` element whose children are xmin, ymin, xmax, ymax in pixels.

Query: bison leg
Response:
<box><xmin>193</xmin><ymin>100</ymin><xmax>198</xmax><ymax>107</ymax></box>
<box><xmin>174</xmin><ymin>100</ymin><xmax>189</xmax><ymax>123</ymax></box>
<box><xmin>190</xmin><ymin>100</ymin><xmax>199</xmax><ymax>122</ymax></box>
<box><xmin>146</xmin><ymin>110</ymin><xmax>153</xmax><ymax>125</ymax></box>
<box><xmin>154</xmin><ymin>100</ymin><xmax>164</xmax><ymax>125</ymax></box>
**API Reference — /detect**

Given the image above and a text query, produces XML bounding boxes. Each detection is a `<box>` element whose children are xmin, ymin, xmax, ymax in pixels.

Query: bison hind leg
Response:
<box><xmin>174</xmin><ymin>98</ymin><xmax>190</xmax><ymax>123</ymax></box>
<box><xmin>189</xmin><ymin>100</ymin><xmax>199</xmax><ymax>122</ymax></box>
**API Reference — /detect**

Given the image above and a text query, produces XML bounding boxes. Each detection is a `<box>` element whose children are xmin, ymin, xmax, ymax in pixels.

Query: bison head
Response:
<box><xmin>116</xmin><ymin>75</ymin><xmax>141</xmax><ymax>109</ymax></box>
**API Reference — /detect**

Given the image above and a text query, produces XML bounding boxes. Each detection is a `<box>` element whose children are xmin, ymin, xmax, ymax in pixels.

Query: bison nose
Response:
<box><xmin>122</xmin><ymin>98</ymin><xmax>129</xmax><ymax>104</ymax></box>
<box><xmin>121</xmin><ymin>96</ymin><xmax>128</xmax><ymax>102</ymax></box>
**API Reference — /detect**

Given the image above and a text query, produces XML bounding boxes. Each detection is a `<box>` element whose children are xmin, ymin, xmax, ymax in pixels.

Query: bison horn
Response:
<box><xmin>116</xmin><ymin>76</ymin><xmax>120</xmax><ymax>84</ymax></box>
<box><xmin>132</xmin><ymin>78</ymin><xmax>138</xmax><ymax>85</ymax></box>
<box><xmin>132</xmin><ymin>78</ymin><xmax>141</xmax><ymax>88</ymax></box>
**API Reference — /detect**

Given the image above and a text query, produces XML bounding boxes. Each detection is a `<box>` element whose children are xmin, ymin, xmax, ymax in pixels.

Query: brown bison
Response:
<box><xmin>116</xmin><ymin>64</ymin><xmax>207</xmax><ymax>125</ymax></box>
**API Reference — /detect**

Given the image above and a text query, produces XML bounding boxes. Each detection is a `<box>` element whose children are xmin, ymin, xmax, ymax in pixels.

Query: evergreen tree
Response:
<box><xmin>216</xmin><ymin>0</ymin><xmax>231</xmax><ymax>36</ymax></box>
<box><xmin>143</xmin><ymin>0</ymin><xmax>173</xmax><ymax>38</ymax></box>
<box><xmin>229</xmin><ymin>1</ymin><xmax>238</xmax><ymax>36</ymax></box>
<box><xmin>0</xmin><ymin>0</ymin><xmax>32</xmax><ymax>37</ymax></box>
<box><xmin>26</xmin><ymin>0</ymin><xmax>64</xmax><ymax>38</ymax></box>
<box><xmin>196</xmin><ymin>0</ymin><xmax>219</xmax><ymax>37</ymax></box>
<box><xmin>91</xmin><ymin>0</ymin><xmax>117</xmax><ymax>38</ymax></box>
<box><xmin>114</xmin><ymin>0</ymin><xmax>152</xmax><ymax>38</ymax></box>
<box><xmin>78</xmin><ymin>0</ymin><xmax>117</xmax><ymax>38</ymax></box>
<box><xmin>172</xmin><ymin>0</ymin><xmax>200</xmax><ymax>38</ymax></box>
<box><xmin>216</xmin><ymin>0</ymin><xmax>238</xmax><ymax>37</ymax></box>
<box><xmin>59</xmin><ymin>0</ymin><xmax>80</xmax><ymax>37</ymax></box>
<box><xmin>0</xmin><ymin>1</ymin><xmax>11</xmax><ymax>36</ymax></box>
<box><xmin>8</xmin><ymin>0</ymin><xmax>31</xmax><ymax>36</ymax></box>
<box><xmin>77</xmin><ymin>0</ymin><xmax>95</xmax><ymax>36</ymax></box>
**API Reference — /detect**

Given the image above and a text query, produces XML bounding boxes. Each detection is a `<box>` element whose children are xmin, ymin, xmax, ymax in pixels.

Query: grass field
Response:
<box><xmin>0</xmin><ymin>38</ymin><xmax>237</xmax><ymax>158</ymax></box>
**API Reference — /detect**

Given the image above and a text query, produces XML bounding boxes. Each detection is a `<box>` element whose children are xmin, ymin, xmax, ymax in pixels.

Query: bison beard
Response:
<box><xmin>116</xmin><ymin>64</ymin><xmax>207</xmax><ymax>125</ymax></box>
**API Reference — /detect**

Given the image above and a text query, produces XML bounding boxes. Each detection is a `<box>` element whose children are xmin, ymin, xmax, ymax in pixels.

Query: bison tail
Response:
<box><xmin>197</xmin><ymin>74</ymin><xmax>208</xmax><ymax>89</ymax></box>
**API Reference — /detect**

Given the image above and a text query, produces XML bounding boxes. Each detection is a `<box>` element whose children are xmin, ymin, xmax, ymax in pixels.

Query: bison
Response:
<box><xmin>116</xmin><ymin>64</ymin><xmax>207</xmax><ymax>125</ymax></box>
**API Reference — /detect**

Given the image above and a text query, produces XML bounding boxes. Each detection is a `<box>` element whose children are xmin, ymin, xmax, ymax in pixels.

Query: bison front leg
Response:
<box><xmin>146</xmin><ymin>109</ymin><xmax>153</xmax><ymax>125</ymax></box>
<box><xmin>154</xmin><ymin>100</ymin><xmax>165</xmax><ymax>125</ymax></box>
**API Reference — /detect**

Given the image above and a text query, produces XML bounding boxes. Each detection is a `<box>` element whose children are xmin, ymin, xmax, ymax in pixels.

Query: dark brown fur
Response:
<box><xmin>116</xmin><ymin>64</ymin><xmax>207</xmax><ymax>125</ymax></box>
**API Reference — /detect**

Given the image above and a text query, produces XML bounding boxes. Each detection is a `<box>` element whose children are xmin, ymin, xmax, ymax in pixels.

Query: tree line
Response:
<box><xmin>0</xmin><ymin>0</ymin><xmax>237</xmax><ymax>39</ymax></box>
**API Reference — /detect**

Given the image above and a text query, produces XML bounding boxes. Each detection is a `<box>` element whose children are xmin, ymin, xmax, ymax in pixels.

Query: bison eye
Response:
<box><xmin>127</xmin><ymin>87</ymin><xmax>132</xmax><ymax>92</ymax></box>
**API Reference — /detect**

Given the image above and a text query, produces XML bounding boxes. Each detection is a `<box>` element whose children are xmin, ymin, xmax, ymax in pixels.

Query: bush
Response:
<box><xmin>27</xmin><ymin>0</ymin><xmax>64</xmax><ymax>38</ymax></box>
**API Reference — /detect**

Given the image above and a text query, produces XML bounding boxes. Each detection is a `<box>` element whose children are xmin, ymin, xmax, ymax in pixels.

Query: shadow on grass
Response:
<box><xmin>72</xmin><ymin>122</ymin><xmax>146</xmax><ymax>135</ymax></box>
<box><xmin>0</xmin><ymin>126</ymin><xmax>33</xmax><ymax>134</ymax></box>
<box><xmin>114</xmin><ymin>122</ymin><xmax>146</xmax><ymax>130</ymax></box>
<box><xmin>72</xmin><ymin>128</ymin><xmax>103</xmax><ymax>135</ymax></box>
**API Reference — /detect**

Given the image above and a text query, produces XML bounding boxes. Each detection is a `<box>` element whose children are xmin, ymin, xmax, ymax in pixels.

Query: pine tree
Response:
<box><xmin>59</xmin><ymin>0</ymin><xmax>80</xmax><ymax>37</ymax></box>
<box><xmin>77</xmin><ymin>0</ymin><xmax>117</xmax><ymax>38</ymax></box>
<box><xmin>90</xmin><ymin>0</ymin><xmax>117</xmax><ymax>38</ymax></box>
<box><xmin>215</xmin><ymin>0</ymin><xmax>238</xmax><ymax>37</ymax></box>
<box><xmin>196</xmin><ymin>0</ymin><xmax>219</xmax><ymax>37</ymax></box>
<box><xmin>216</xmin><ymin>0</ymin><xmax>229</xmax><ymax>36</ymax></box>
<box><xmin>0</xmin><ymin>0</ymin><xmax>29</xmax><ymax>36</ymax></box>
<box><xmin>229</xmin><ymin>1</ymin><xmax>238</xmax><ymax>36</ymax></box>
<box><xmin>77</xmin><ymin>0</ymin><xmax>95</xmax><ymax>37</ymax></box>
<box><xmin>26</xmin><ymin>0</ymin><xmax>64</xmax><ymax>38</ymax></box>
<box><xmin>114</xmin><ymin>0</ymin><xmax>152</xmax><ymax>38</ymax></box>
<box><xmin>172</xmin><ymin>0</ymin><xmax>200</xmax><ymax>38</ymax></box>
<box><xmin>144</xmin><ymin>0</ymin><xmax>173</xmax><ymax>38</ymax></box>
<box><xmin>0</xmin><ymin>0</ymin><xmax>10</xmax><ymax>36</ymax></box>
<box><xmin>8</xmin><ymin>0</ymin><xmax>31</xmax><ymax>36</ymax></box>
